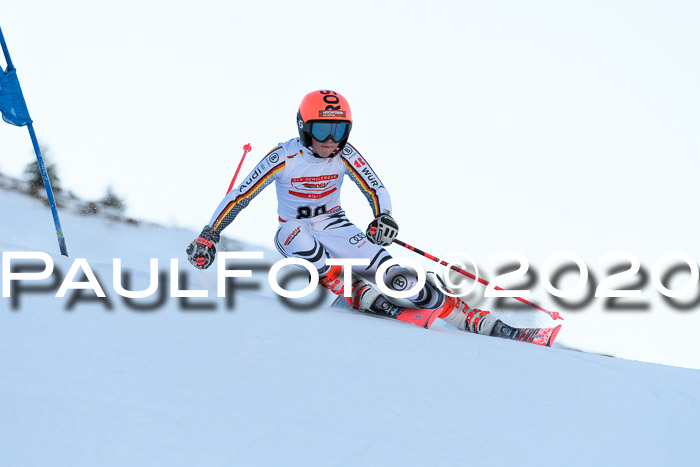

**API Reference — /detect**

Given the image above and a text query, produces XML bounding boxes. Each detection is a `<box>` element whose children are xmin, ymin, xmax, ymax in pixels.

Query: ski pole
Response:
<box><xmin>226</xmin><ymin>143</ymin><xmax>252</xmax><ymax>194</ymax></box>
<box><xmin>393</xmin><ymin>239</ymin><xmax>562</xmax><ymax>320</ymax></box>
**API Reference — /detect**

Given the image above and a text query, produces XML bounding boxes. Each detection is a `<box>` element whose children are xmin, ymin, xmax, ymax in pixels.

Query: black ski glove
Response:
<box><xmin>366</xmin><ymin>213</ymin><xmax>399</xmax><ymax>246</ymax></box>
<box><xmin>186</xmin><ymin>225</ymin><xmax>220</xmax><ymax>270</ymax></box>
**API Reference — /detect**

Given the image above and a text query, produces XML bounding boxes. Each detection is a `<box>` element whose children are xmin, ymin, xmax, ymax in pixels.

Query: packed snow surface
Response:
<box><xmin>1</xmin><ymin>185</ymin><xmax>699</xmax><ymax>467</ymax></box>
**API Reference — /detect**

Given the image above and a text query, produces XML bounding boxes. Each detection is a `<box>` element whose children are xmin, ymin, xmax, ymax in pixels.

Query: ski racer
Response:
<box><xmin>186</xmin><ymin>89</ymin><xmax>495</xmax><ymax>335</ymax></box>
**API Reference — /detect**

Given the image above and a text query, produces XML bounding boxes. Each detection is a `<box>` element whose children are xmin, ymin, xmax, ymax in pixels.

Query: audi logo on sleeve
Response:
<box><xmin>349</xmin><ymin>233</ymin><xmax>366</xmax><ymax>245</ymax></box>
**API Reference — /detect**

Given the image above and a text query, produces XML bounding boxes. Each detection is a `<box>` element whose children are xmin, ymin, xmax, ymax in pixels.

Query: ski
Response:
<box><xmin>330</xmin><ymin>295</ymin><xmax>441</xmax><ymax>329</ymax></box>
<box><xmin>330</xmin><ymin>297</ymin><xmax>562</xmax><ymax>346</ymax></box>
<box><xmin>490</xmin><ymin>320</ymin><xmax>562</xmax><ymax>347</ymax></box>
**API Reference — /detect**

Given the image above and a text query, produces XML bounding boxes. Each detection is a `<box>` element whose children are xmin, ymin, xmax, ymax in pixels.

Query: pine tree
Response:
<box><xmin>23</xmin><ymin>147</ymin><xmax>61</xmax><ymax>198</ymax></box>
<box><xmin>99</xmin><ymin>186</ymin><xmax>126</xmax><ymax>212</ymax></box>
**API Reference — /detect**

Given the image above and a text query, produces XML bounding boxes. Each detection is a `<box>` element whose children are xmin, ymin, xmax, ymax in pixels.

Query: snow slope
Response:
<box><xmin>1</xmin><ymin>185</ymin><xmax>699</xmax><ymax>467</ymax></box>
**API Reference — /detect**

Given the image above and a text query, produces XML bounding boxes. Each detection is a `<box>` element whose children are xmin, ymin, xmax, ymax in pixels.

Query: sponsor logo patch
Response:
<box><xmin>391</xmin><ymin>275</ymin><xmax>408</xmax><ymax>291</ymax></box>
<box><xmin>291</xmin><ymin>174</ymin><xmax>339</xmax><ymax>192</ymax></box>
<box><xmin>291</xmin><ymin>175</ymin><xmax>339</xmax><ymax>183</ymax></box>
<box><xmin>303</xmin><ymin>182</ymin><xmax>330</xmax><ymax>189</ymax></box>
<box><xmin>318</xmin><ymin>110</ymin><xmax>347</xmax><ymax>118</ymax></box>
<box><xmin>239</xmin><ymin>166</ymin><xmax>264</xmax><ymax>193</ymax></box>
<box><xmin>349</xmin><ymin>233</ymin><xmax>366</xmax><ymax>245</ymax></box>
<box><xmin>268</xmin><ymin>152</ymin><xmax>280</xmax><ymax>163</ymax></box>
<box><xmin>283</xmin><ymin>227</ymin><xmax>301</xmax><ymax>246</ymax></box>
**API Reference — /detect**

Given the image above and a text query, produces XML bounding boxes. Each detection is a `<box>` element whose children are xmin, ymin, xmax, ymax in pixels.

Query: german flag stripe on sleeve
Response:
<box><xmin>212</xmin><ymin>161</ymin><xmax>285</xmax><ymax>231</ymax></box>
<box><xmin>342</xmin><ymin>157</ymin><xmax>380</xmax><ymax>217</ymax></box>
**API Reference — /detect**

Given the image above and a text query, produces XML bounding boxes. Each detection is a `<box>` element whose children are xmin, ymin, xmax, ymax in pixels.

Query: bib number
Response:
<box><xmin>296</xmin><ymin>205</ymin><xmax>327</xmax><ymax>219</ymax></box>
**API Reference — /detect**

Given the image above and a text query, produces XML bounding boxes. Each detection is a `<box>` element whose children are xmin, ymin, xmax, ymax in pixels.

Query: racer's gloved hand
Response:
<box><xmin>186</xmin><ymin>225</ymin><xmax>220</xmax><ymax>270</ymax></box>
<box><xmin>366</xmin><ymin>213</ymin><xmax>399</xmax><ymax>246</ymax></box>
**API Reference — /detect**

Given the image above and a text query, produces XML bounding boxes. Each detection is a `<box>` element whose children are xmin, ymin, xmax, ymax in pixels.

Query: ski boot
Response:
<box><xmin>320</xmin><ymin>266</ymin><xmax>402</xmax><ymax>318</ymax></box>
<box><xmin>428</xmin><ymin>271</ymin><xmax>497</xmax><ymax>335</ymax></box>
<box><xmin>347</xmin><ymin>279</ymin><xmax>403</xmax><ymax>318</ymax></box>
<box><xmin>319</xmin><ymin>264</ymin><xmax>345</xmax><ymax>295</ymax></box>
<box><xmin>438</xmin><ymin>295</ymin><xmax>497</xmax><ymax>335</ymax></box>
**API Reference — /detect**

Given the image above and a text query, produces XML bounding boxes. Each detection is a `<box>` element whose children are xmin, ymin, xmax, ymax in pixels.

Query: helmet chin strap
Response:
<box><xmin>308</xmin><ymin>145</ymin><xmax>341</xmax><ymax>158</ymax></box>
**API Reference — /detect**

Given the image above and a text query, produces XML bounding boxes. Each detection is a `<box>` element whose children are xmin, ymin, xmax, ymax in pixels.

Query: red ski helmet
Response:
<box><xmin>297</xmin><ymin>90</ymin><xmax>353</xmax><ymax>152</ymax></box>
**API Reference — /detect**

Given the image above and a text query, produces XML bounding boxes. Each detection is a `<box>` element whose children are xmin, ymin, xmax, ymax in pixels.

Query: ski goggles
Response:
<box><xmin>310</xmin><ymin>122</ymin><xmax>350</xmax><ymax>143</ymax></box>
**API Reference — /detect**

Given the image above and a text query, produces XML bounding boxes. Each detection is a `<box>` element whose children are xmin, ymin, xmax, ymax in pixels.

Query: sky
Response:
<box><xmin>2</xmin><ymin>1</ymin><xmax>700</xmax><ymax>365</ymax></box>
